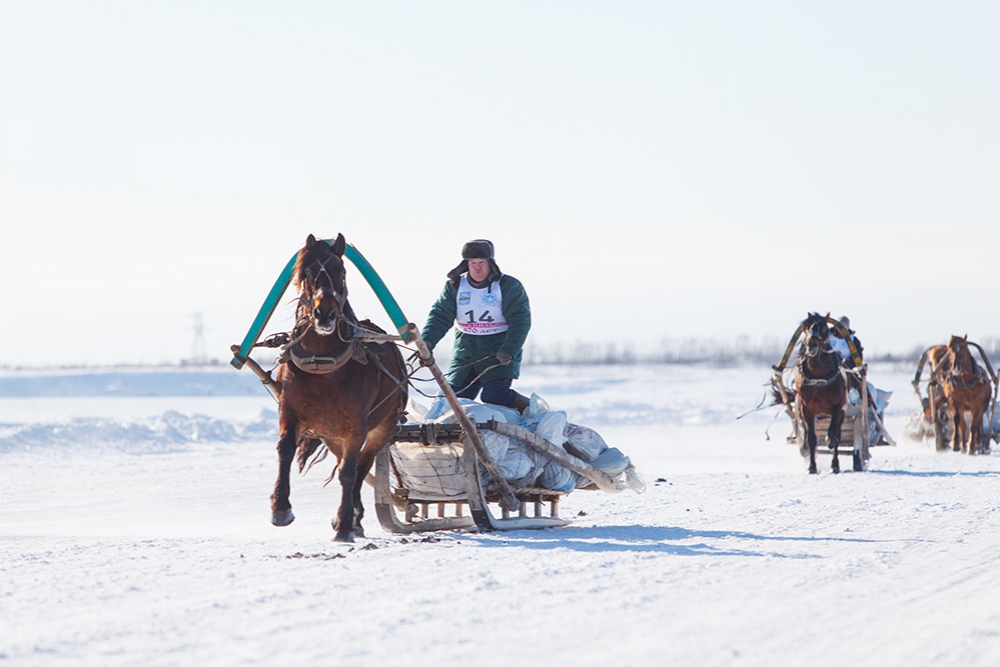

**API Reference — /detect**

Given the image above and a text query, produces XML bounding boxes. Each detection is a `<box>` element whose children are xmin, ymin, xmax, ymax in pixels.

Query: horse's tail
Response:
<box><xmin>297</xmin><ymin>437</ymin><xmax>327</xmax><ymax>474</ymax></box>
<box><xmin>771</xmin><ymin>378</ymin><xmax>795</xmax><ymax>406</ymax></box>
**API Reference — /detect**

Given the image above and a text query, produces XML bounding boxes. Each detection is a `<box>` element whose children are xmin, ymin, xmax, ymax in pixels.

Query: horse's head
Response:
<box><xmin>801</xmin><ymin>312</ymin><xmax>831</xmax><ymax>358</ymax></box>
<box><xmin>948</xmin><ymin>334</ymin><xmax>975</xmax><ymax>374</ymax></box>
<box><xmin>295</xmin><ymin>233</ymin><xmax>350</xmax><ymax>337</ymax></box>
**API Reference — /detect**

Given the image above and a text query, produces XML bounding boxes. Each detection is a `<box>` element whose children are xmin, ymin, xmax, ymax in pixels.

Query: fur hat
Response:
<box><xmin>447</xmin><ymin>239</ymin><xmax>502</xmax><ymax>285</ymax></box>
<box><xmin>461</xmin><ymin>239</ymin><xmax>494</xmax><ymax>260</ymax></box>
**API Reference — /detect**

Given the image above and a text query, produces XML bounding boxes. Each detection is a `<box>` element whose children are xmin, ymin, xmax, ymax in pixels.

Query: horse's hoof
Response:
<box><xmin>832</xmin><ymin>463</ymin><xmax>840</xmax><ymax>474</ymax></box>
<box><xmin>271</xmin><ymin>509</ymin><xmax>295</xmax><ymax>526</ymax></box>
<box><xmin>808</xmin><ymin>467</ymin><xmax>818</xmax><ymax>475</ymax></box>
<box><xmin>332</xmin><ymin>518</ymin><xmax>356</xmax><ymax>542</ymax></box>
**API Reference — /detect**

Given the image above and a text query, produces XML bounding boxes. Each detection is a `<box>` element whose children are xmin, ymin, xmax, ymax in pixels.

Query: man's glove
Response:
<box><xmin>496</xmin><ymin>351</ymin><xmax>513</xmax><ymax>365</ymax></box>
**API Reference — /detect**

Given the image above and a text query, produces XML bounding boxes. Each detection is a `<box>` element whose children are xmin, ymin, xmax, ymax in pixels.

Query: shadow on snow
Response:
<box><xmin>869</xmin><ymin>469</ymin><xmax>1000</xmax><ymax>479</ymax></box>
<box><xmin>461</xmin><ymin>523</ymin><xmax>905</xmax><ymax>557</ymax></box>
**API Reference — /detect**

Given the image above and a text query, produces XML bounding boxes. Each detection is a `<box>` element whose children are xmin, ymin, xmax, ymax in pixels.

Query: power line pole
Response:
<box><xmin>191</xmin><ymin>312</ymin><xmax>208</xmax><ymax>366</ymax></box>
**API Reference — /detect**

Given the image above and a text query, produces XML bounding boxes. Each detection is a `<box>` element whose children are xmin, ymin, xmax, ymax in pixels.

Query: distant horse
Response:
<box><xmin>774</xmin><ymin>313</ymin><xmax>847</xmax><ymax>474</ymax></box>
<box><xmin>942</xmin><ymin>335</ymin><xmax>991</xmax><ymax>455</ymax></box>
<box><xmin>271</xmin><ymin>234</ymin><xmax>407</xmax><ymax>541</ymax></box>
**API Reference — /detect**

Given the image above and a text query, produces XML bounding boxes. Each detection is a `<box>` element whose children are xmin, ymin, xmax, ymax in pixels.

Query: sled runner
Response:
<box><xmin>374</xmin><ymin>421</ymin><xmax>583</xmax><ymax>533</ymax></box>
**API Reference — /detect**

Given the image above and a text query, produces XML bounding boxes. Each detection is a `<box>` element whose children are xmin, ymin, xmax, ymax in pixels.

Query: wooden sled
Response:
<box><xmin>788</xmin><ymin>401</ymin><xmax>884</xmax><ymax>472</ymax></box>
<box><xmin>230</xmin><ymin>239</ymin><xmax>621</xmax><ymax>532</ymax></box>
<box><xmin>374</xmin><ymin>420</ymin><xmax>622</xmax><ymax>533</ymax></box>
<box><xmin>774</xmin><ymin>364</ymin><xmax>895</xmax><ymax>472</ymax></box>
<box><xmin>912</xmin><ymin>342</ymin><xmax>999</xmax><ymax>453</ymax></box>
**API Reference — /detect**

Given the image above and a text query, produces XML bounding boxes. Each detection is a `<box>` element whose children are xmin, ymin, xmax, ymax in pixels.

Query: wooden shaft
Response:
<box><xmin>968</xmin><ymin>342</ymin><xmax>999</xmax><ymax>440</ymax></box>
<box><xmin>928</xmin><ymin>382</ymin><xmax>938</xmax><ymax>424</ymax></box>
<box><xmin>867</xmin><ymin>405</ymin><xmax>896</xmax><ymax>447</ymax></box>
<box><xmin>230</xmin><ymin>345</ymin><xmax>279</xmax><ymax>395</ymax></box>
<box><xmin>859</xmin><ymin>365</ymin><xmax>870</xmax><ymax>456</ymax></box>
<box><xmin>990</xmin><ymin>378</ymin><xmax>999</xmax><ymax>444</ymax></box>
<box><xmin>400</xmin><ymin>323</ymin><xmax>520</xmax><ymax>511</ymax></box>
<box><xmin>774</xmin><ymin>325</ymin><xmax>805</xmax><ymax>373</ymax></box>
<box><xmin>913</xmin><ymin>347</ymin><xmax>930</xmax><ymax>399</ymax></box>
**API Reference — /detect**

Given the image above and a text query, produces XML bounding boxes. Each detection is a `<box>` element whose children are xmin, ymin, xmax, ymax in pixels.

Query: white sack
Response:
<box><xmin>564</xmin><ymin>423</ymin><xmax>607</xmax><ymax>462</ymax></box>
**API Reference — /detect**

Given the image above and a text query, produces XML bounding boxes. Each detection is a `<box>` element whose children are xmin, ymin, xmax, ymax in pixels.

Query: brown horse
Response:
<box><xmin>942</xmin><ymin>335</ymin><xmax>991</xmax><ymax>455</ymax></box>
<box><xmin>775</xmin><ymin>313</ymin><xmax>847</xmax><ymax>474</ymax></box>
<box><xmin>271</xmin><ymin>234</ymin><xmax>407</xmax><ymax>541</ymax></box>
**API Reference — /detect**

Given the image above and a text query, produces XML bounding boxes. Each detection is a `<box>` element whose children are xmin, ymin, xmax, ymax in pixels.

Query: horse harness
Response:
<box><xmin>946</xmin><ymin>364</ymin><xmax>989</xmax><ymax>390</ymax></box>
<box><xmin>252</xmin><ymin>250</ymin><xmax>410</xmax><ymax>414</ymax></box>
<box><xmin>797</xmin><ymin>358</ymin><xmax>844</xmax><ymax>387</ymax></box>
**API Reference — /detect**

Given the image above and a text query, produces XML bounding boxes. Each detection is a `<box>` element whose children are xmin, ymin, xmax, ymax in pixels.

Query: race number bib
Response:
<box><xmin>455</xmin><ymin>275</ymin><xmax>508</xmax><ymax>335</ymax></box>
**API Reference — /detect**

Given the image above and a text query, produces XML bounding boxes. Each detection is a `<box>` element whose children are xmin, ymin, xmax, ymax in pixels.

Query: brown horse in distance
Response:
<box><xmin>271</xmin><ymin>234</ymin><xmax>407</xmax><ymax>541</ymax></box>
<box><xmin>774</xmin><ymin>313</ymin><xmax>847</xmax><ymax>474</ymax></box>
<box><xmin>942</xmin><ymin>335</ymin><xmax>991</xmax><ymax>455</ymax></box>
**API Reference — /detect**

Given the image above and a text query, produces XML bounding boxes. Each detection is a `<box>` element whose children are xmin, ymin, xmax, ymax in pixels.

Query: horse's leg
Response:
<box><xmin>971</xmin><ymin>404</ymin><xmax>984</xmax><ymax>455</ymax></box>
<box><xmin>802</xmin><ymin>408</ymin><xmax>818</xmax><ymax>474</ymax></box>
<box><xmin>951</xmin><ymin>405</ymin><xmax>964</xmax><ymax>452</ymax></box>
<box><xmin>959</xmin><ymin>408</ymin><xmax>971</xmax><ymax>454</ymax></box>
<box><xmin>271</xmin><ymin>412</ymin><xmax>298</xmax><ymax>527</ymax></box>
<box><xmin>333</xmin><ymin>441</ymin><xmax>364</xmax><ymax>542</ymax></box>
<box><xmin>979</xmin><ymin>397</ymin><xmax>992</xmax><ymax>454</ymax></box>
<box><xmin>829</xmin><ymin>406</ymin><xmax>844</xmax><ymax>474</ymax></box>
<box><xmin>349</xmin><ymin>446</ymin><xmax>377</xmax><ymax>539</ymax></box>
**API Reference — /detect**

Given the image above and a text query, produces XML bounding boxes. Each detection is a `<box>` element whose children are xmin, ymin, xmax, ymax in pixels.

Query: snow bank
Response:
<box><xmin>0</xmin><ymin>408</ymin><xmax>278</xmax><ymax>454</ymax></box>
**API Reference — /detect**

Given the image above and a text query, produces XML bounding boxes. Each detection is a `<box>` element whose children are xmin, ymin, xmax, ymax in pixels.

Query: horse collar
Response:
<box><xmin>798</xmin><ymin>358</ymin><xmax>841</xmax><ymax>386</ymax></box>
<box><xmin>284</xmin><ymin>340</ymin><xmax>362</xmax><ymax>374</ymax></box>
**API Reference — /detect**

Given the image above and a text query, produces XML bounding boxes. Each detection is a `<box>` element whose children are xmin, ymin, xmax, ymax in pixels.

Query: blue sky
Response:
<box><xmin>2</xmin><ymin>2</ymin><xmax>998</xmax><ymax>366</ymax></box>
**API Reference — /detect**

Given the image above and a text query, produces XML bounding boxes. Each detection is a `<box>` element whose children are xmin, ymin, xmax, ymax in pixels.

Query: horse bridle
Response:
<box><xmin>300</xmin><ymin>254</ymin><xmax>353</xmax><ymax>341</ymax></box>
<box><xmin>798</xmin><ymin>320</ymin><xmax>842</xmax><ymax>386</ymax></box>
<box><xmin>802</xmin><ymin>321</ymin><xmax>832</xmax><ymax>359</ymax></box>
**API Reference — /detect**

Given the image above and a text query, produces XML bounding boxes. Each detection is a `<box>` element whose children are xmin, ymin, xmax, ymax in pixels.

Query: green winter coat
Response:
<box><xmin>421</xmin><ymin>274</ymin><xmax>531</xmax><ymax>386</ymax></box>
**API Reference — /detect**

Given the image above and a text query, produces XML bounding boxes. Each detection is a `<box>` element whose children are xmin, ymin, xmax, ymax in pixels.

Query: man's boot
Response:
<box><xmin>510</xmin><ymin>391</ymin><xmax>531</xmax><ymax>415</ymax></box>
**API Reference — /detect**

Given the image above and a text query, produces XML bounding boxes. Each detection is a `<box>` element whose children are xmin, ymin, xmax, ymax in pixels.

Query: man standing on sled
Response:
<box><xmin>421</xmin><ymin>239</ymin><xmax>532</xmax><ymax>414</ymax></box>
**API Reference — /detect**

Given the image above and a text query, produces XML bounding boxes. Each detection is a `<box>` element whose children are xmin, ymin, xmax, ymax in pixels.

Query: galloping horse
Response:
<box><xmin>942</xmin><ymin>335</ymin><xmax>991</xmax><ymax>455</ymax></box>
<box><xmin>271</xmin><ymin>234</ymin><xmax>407</xmax><ymax>541</ymax></box>
<box><xmin>775</xmin><ymin>313</ymin><xmax>847</xmax><ymax>474</ymax></box>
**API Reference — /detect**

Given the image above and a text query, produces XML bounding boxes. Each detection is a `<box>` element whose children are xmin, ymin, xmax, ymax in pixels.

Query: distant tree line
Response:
<box><xmin>521</xmin><ymin>336</ymin><xmax>1000</xmax><ymax>368</ymax></box>
<box><xmin>4</xmin><ymin>337</ymin><xmax>1000</xmax><ymax>371</ymax></box>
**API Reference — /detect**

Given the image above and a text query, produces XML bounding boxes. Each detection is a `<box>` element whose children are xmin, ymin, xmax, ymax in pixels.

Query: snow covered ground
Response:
<box><xmin>3</xmin><ymin>362</ymin><xmax>1000</xmax><ymax>666</ymax></box>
